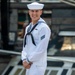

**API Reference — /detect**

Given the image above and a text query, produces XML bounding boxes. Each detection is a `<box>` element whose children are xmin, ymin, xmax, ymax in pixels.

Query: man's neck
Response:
<box><xmin>32</xmin><ymin>18</ymin><xmax>40</xmax><ymax>25</ymax></box>
<box><xmin>32</xmin><ymin>21</ymin><xmax>38</xmax><ymax>25</ymax></box>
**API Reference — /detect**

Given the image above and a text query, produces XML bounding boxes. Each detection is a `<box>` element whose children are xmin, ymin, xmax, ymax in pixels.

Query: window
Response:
<box><xmin>48</xmin><ymin>9</ymin><xmax>75</xmax><ymax>57</ymax></box>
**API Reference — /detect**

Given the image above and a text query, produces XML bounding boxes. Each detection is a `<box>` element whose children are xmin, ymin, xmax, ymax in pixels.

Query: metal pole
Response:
<box><xmin>1</xmin><ymin>0</ymin><xmax>10</xmax><ymax>49</ymax></box>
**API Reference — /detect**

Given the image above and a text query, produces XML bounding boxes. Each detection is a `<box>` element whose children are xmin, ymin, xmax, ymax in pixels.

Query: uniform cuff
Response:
<box><xmin>22</xmin><ymin>58</ymin><xmax>30</xmax><ymax>63</ymax></box>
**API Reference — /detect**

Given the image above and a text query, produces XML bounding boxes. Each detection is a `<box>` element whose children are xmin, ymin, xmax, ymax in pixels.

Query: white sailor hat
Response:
<box><xmin>27</xmin><ymin>2</ymin><xmax>44</xmax><ymax>10</ymax></box>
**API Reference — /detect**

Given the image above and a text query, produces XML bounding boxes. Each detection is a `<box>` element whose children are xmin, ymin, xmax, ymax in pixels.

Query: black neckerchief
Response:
<box><xmin>23</xmin><ymin>21</ymin><xmax>45</xmax><ymax>47</ymax></box>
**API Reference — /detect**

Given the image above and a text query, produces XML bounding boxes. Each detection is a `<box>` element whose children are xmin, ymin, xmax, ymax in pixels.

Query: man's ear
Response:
<box><xmin>40</xmin><ymin>10</ymin><xmax>43</xmax><ymax>15</ymax></box>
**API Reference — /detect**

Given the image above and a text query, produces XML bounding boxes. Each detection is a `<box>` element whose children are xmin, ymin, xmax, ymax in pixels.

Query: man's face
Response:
<box><xmin>29</xmin><ymin>9</ymin><xmax>42</xmax><ymax>22</ymax></box>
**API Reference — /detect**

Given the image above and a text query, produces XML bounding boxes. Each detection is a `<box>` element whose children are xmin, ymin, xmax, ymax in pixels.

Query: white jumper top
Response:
<box><xmin>21</xmin><ymin>18</ymin><xmax>51</xmax><ymax>67</ymax></box>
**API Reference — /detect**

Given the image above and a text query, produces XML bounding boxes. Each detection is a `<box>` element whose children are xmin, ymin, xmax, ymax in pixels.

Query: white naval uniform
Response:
<box><xmin>21</xmin><ymin>18</ymin><xmax>51</xmax><ymax>75</ymax></box>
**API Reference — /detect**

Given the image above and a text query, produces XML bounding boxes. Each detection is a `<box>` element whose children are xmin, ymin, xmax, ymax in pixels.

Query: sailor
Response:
<box><xmin>21</xmin><ymin>2</ymin><xmax>51</xmax><ymax>75</ymax></box>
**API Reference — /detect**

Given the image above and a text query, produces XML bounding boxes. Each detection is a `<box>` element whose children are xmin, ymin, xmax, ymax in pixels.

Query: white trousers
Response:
<box><xmin>25</xmin><ymin>64</ymin><xmax>46</xmax><ymax>75</ymax></box>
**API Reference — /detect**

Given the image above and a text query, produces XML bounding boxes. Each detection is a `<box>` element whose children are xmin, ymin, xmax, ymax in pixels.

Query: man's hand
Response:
<box><xmin>23</xmin><ymin>61</ymin><xmax>32</xmax><ymax>69</ymax></box>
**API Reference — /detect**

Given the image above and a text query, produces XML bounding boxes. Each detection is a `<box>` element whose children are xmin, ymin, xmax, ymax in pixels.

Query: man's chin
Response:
<box><xmin>32</xmin><ymin>19</ymin><xmax>37</xmax><ymax>21</ymax></box>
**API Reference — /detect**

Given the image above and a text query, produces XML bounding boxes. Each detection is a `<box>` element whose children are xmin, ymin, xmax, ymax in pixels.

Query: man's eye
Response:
<box><xmin>36</xmin><ymin>10</ymin><xmax>38</xmax><ymax>12</ymax></box>
<box><xmin>31</xmin><ymin>10</ymin><xmax>34</xmax><ymax>12</ymax></box>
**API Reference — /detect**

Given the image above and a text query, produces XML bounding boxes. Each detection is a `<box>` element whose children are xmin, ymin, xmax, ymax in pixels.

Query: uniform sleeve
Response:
<box><xmin>21</xmin><ymin>26</ymin><xmax>28</xmax><ymax>61</ymax></box>
<box><xmin>21</xmin><ymin>47</ymin><xmax>27</xmax><ymax>61</ymax></box>
<box><xmin>28</xmin><ymin>26</ymin><xmax>51</xmax><ymax>62</ymax></box>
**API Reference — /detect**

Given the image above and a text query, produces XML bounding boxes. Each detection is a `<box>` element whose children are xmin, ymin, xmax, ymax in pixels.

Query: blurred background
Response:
<box><xmin>0</xmin><ymin>0</ymin><xmax>75</xmax><ymax>75</ymax></box>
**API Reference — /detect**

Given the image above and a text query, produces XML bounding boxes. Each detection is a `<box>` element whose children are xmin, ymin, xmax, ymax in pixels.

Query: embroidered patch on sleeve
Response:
<box><xmin>41</xmin><ymin>35</ymin><xmax>45</xmax><ymax>40</ymax></box>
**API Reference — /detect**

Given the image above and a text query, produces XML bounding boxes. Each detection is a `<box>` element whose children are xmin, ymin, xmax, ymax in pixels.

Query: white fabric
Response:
<box><xmin>21</xmin><ymin>18</ymin><xmax>51</xmax><ymax>75</ymax></box>
<box><xmin>27</xmin><ymin>2</ymin><xmax>44</xmax><ymax>10</ymax></box>
<box><xmin>26</xmin><ymin>64</ymin><xmax>46</xmax><ymax>75</ymax></box>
